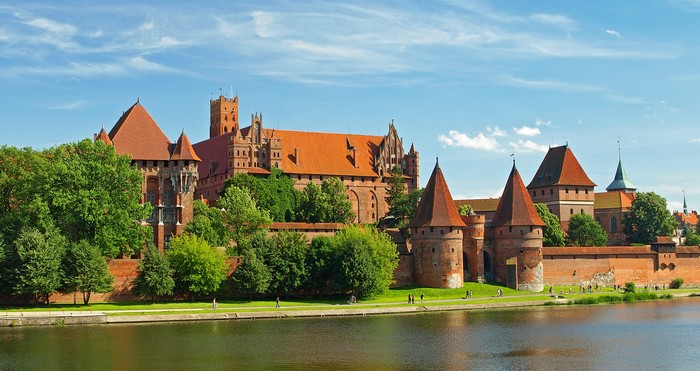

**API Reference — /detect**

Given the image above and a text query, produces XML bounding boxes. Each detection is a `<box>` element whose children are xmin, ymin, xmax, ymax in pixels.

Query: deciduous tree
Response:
<box><xmin>535</xmin><ymin>203</ymin><xmax>566</xmax><ymax>247</ymax></box>
<box><xmin>185</xmin><ymin>200</ymin><xmax>229</xmax><ymax>247</ymax></box>
<box><xmin>216</xmin><ymin>186</ymin><xmax>272</xmax><ymax>255</ymax></box>
<box><xmin>259</xmin><ymin>230</ymin><xmax>309</xmax><ymax>295</ymax></box>
<box><xmin>62</xmin><ymin>240</ymin><xmax>114</xmax><ymax>305</ymax></box>
<box><xmin>133</xmin><ymin>244</ymin><xmax>175</xmax><ymax>302</ymax></box>
<box><xmin>623</xmin><ymin>192</ymin><xmax>677</xmax><ymax>244</ymax></box>
<box><xmin>13</xmin><ymin>227</ymin><xmax>66</xmax><ymax>304</ymax></box>
<box><xmin>167</xmin><ymin>234</ymin><xmax>228</xmax><ymax>298</ymax></box>
<box><xmin>231</xmin><ymin>249</ymin><xmax>271</xmax><ymax>301</ymax></box>
<box><xmin>567</xmin><ymin>213</ymin><xmax>608</xmax><ymax>247</ymax></box>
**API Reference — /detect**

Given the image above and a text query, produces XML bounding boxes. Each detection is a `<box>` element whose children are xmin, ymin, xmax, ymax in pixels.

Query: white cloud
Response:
<box><xmin>535</xmin><ymin>118</ymin><xmax>551</xmax><ymax>126</ymax></box>
<box><xmin>509</xmin><ymin>139</ymin><xmax>549</xmax><ymax>153</ymax></box>
<box><xmin>690</xmin><ymin>138</ymin><xmax>700</xmax><ymax>143</ymax></box>
<box><xmin>48</xmin><ymin>100</ymin><xmax>87</xmax><ymax>110</ymax></box>
<box><xmin>24</xmin><ymin>17</ymin><xmax>77</xmax><ymax>35</ymax></box>
<box><xmin>530</xmin><ymin>14</ymin><xmax>576</xmax><ymax>29</ymax></box>
<box><xmin>139</xmin><ymin>19</ymin><xmax>155</xmax><ymax>32</ymax></box>
<box><xmin>487</xmin><ymin>126</ymin><xmax>507</xmax><ymax>137</ymax></box>
<box><xmin>438</xmin><ymin>130</ymin><xmax>503</xmax><ymax>152</ymax></box>
<box><xmin>513</xmin><ymin>126</ymin><xmax>541</xmax><ymax>136</ymax></box>
<box><xmin>605</xmin><ymin>29</ymin><xmax>621</xmax><ymax>38</ymax></box>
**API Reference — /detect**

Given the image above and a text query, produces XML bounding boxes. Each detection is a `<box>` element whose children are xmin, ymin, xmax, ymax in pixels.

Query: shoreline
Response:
<box><xmin>4</xmin><ymin>293</ymin><xmax>696</xmax><ymax>327</ymax></box>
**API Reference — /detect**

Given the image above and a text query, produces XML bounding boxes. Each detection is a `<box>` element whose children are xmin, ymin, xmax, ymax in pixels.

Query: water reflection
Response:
<box><xmin>1</xmin><ymin>299</ymin><xmax>699</xmax><ymax>370</ymax></box>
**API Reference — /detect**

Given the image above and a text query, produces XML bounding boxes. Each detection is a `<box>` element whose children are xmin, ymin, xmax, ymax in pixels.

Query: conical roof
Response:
<box><xmin>408</xmin><ymin>160</ymin><xmax>465</xmax><ymax>228</ymax></box>
<box><xmin>108</xmin><ymin>102</ymin><xmax>172</xmax><ymax>161</ymax></box>
<box><xmin>492</xmin><ymin>163</ymin><xmax>545</xmax><ymax>227</ymax></box>
<box><xmin>95</xmin><ymin>127</ymin><xmax>112</xmax><ymax>146</ymax></box>
<box><xmin>171</xmin><ymin>130</ymin><xmax>201</xmax><ymax>162</ymax></box>
<box><xmin>606</xmin><ymin>157</ymin><xmax>636</xmax><ymax>192</ymax></box>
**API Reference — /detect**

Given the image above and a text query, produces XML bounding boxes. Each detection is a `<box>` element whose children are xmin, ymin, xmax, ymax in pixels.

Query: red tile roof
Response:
<box><xmin>492</xmin><ymin>163</ymin><xmax>545</xmax><ymax>227</ymax></box>
<box><xmin>108</xmin><ymin>102</ymin><xmax>172</xmax><ymax>161</ymax></box>
<box><xmin>594</xmin><ymin>191</ymin><xmax>636</xmax><ymax>210</ymax></box>
<box><xmin>192</xmin><ymin>132</ymin><xmax>235</xmax><ymax>179</ymax></box>
<box><xmin>95</xmin><ymin>127</ymin><xmax>112</xmax><ymax>145</ymax></box>
<box><xmin>170</xmin><ymin>131</ymin><xmax>201</xmax><ymax>162</ymax></box>
<box><xmin>261</xmin><ymin>129</ymin><xmax>384</xmax><ymax>177</ymax></box>
<box><xmin>674</xmin><ymin>211</ymin><xmax>699</xmax><ymax>226</ymax></box>
<box><xmin>409</xmin><ymin>161</ymin><xmax>466</xmax><ymax>228</ymax></box>
<box><xmin>528</xmin><ymin>145</ymin><xmax>596</xmax><ymax>188</ymax></box>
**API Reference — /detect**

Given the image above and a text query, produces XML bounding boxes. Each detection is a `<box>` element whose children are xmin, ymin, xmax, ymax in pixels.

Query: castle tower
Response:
<box><xmin>492</xmin><ymin>162</ymin><xmax>545</xmax><ymax>292</ymax></box>
<box><xmin>170</xmin><ymin>130</ymin><xmax>201</xmax><ymax>238</ymax></box>
<box><xmin>210</xmin><ymin>95</ymin><xmax>239</xmax><ymax>138</ymax></box>
<box><xmin>527</xmin><ymin>144</ymin><xmax>596</xmax><ymax>231</ymax></box>
<box><xmin>405</xmin><ymin>143</ymin><xmax>420</xmax><ymax>192</ymax></box>
<box><xmin>462</xmin><ymin>213</ymin><xmax>485</xmax><ymax>282</ymax></box>
<box><xmin>408</xmin><ymin>160</ymin><xmax>466</xmax><ymax>288</ymax></box>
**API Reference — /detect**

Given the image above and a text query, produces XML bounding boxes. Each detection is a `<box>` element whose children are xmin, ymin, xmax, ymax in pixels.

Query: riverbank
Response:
<box><xmin>3</xmin><ymin>291</ymin><xmax>698</xmax><ymax>327</ymax></box>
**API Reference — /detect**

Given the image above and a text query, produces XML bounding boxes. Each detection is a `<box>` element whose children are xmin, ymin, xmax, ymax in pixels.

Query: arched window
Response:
<box><xmin>611</xmin><ymin>216</ymin><xmax>618</xmax><ymax>233</ymax></box>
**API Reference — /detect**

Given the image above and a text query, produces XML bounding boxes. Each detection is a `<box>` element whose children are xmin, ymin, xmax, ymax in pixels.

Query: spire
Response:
<box><xmin>492</xmin><ymin>163</ymin><xmax>545</xmax><ymax>227</ymax></box>
<box><xmin>684</xmin><ymin>191</ymin><xmax>688</xmax><ymax>215</ymax></box>
<box><xmin>171</xmin><ymin>130</ymin><xmax>201</xmax><ymax>162</ymax></box>
<box><xmin>408</xmin><ymin>160</ymin><xmax>465</xmax><ymax>228</ymax></box>
<box><xmin>94</xmin><ymin>127</ymin><xmax>112</xmax><ymax>146</ymax></box>
<box><xmin>605</xmin><ymin>150</ymin><xmax>636</xmax><ymax>192</ymax></box>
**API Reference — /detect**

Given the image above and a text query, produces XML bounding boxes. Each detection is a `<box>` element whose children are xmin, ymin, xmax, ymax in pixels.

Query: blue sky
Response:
<box><xmin>2</xmin><ymin>1</ymin><xmax>699</xmax><ymax>212</ymax></box>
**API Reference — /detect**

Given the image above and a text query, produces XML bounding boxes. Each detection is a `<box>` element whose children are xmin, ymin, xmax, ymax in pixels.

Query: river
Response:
<box><xmin>2</xmin><ymin>299</ymin><xmax>700</xmax><ymax>370</ymax></box>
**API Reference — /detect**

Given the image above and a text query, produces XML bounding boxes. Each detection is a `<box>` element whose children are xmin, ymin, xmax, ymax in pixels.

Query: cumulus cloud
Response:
<box><xmin>487</xmin><ymin>126</ymin><xmax>507</xmax><ymax>137</ymax></box>
<box><xmin>509</xmin><ymin>139</ymin><xmax>548</xmax><ymax>153</ymax></box>
<box><xmin>438</xmin><ymin>130</ymin><xmax>503</xmax><ymax>152</ymax></box>
<box><xmin>535</xmin><ymin>118</ymin><xmax>551</xmax><ymax>126</ymax></box>
<box><xmin>513</xmin><ymin>126</ymin><xmax>541</xmax><ymax>136</ymax></box>
<box><xmin>690</xmin><ymin>138</ymin><xmax>700</xmax><ymax>143</ymax></box>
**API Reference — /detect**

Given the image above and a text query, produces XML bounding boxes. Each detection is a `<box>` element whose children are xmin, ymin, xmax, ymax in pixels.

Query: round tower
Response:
<box><xmin>409</xmin><ymin>160</ymin><xmax>466</xmax><ymax>288</ymax></box>
<box><xmin>463</xmin><ymin>214</ymin><xmax>485</xmax><ymax>282</ymax></box>
<box><xmin>491</xmin><ymin>163</ymin><xmax>545</xmax><ymax>292</ymax></box>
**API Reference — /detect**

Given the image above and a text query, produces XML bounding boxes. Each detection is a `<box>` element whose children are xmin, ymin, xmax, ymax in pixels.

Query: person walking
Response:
<box><xmin>420</xmin><ymin>293</ymin><xmax>424</xmax><ymax>303</ymax></box>
<box><xmin>275</xmin><ymin>297</ymin><xmax>280</xmax><ymax>308</ymax></box>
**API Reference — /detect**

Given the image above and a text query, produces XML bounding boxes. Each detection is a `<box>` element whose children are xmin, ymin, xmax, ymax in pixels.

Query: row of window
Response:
<box><xmin>532</xmin><ymin>187</ymin><xmax>590</xmax><ymax>198</ymax></box>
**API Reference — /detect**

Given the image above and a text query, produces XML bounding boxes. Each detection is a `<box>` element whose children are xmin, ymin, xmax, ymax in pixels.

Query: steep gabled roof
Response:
<box><xmin>108</xmin><ymin>102</ymin><xmax>172</xmax><ymax>161</ymax></box>
<box><xmin>408</xmin><ymin>161</ymin><xmax>466</xmax><ymax>228</ymax></box>
<box><xmin>492</xmin><ymin>163</ymin><xmax>545</xmax><ymax>227</ymax></box>
<box><xmin>606</xmin><ymin>157</ymin><xmax>636</xmax><ymax>192</ymax></box>
<box><xmin>192</xmin><ymin>132</ymin><xmax>234</xmax><ymax>179</ymax></box>
<box><xmin>171</xmin><ymin>130</ymin><xmax>201</xmax><ymax>162</ymax></box>
<box><xmin>527</xmin><ymin>145</ymin><xmax>596</xmax><ymax>188</ymax></box>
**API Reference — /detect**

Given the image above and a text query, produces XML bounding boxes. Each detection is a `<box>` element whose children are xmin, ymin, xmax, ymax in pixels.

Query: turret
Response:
<box><xmin>492</xmin><ymin>162</ymin><xmax>545</xmax><ymax>292</ymax></box>
<box><xmin>409</xmin><ymin>160</ymin><xmax>466</xmax><ymax>288</ymax></box>
<box><xmin>405</xmin><ymin>143</ymin><xmax>420</xmax><ymax>192</ymax></box>
<box><xmin>210</xmin><ymin>95</ymin><xmax>239</xmax><ymax>138</ymax></box>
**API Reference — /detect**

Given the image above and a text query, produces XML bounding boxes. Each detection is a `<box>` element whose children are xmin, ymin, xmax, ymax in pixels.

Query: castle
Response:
<box><xmin>192</xmin><ymin>95</ymin><xmax>419</xmax><ymax>224</ymax></box>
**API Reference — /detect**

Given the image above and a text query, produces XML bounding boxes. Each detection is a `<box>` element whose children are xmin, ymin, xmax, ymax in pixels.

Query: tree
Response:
<box><xmin>298</xmin><ymin>182</ymin><xmax>326</xmax><ymax>223</ymax></box>
<box><xmin>223</xmin><ymin>168</ymin><xmax>300</xmax><ymax>222</ymax></box>
<box><xmin>259</xmin><ymin>230</ymin><xmax>309</xmax><ymax>295</ymax></box>
<box><xmin>133</xmin><ymin>244</ymin><xmax>175</xmax><ymax>302</ymax></box>
<box><xmin>535</xmin><ymin>203</ymin><xmax>566</xmax><ymax>247</ymax></box>
<box><xmin>458</xmin><ymin>204</ymin><xmax>473</xmax><ymax>216</ymax></box>
<box><xmin>321</xmin><ymin>177</ymin><xmax>355</xmax><ymax>223</ymax></box>
<box><xmin>623</xmin><ymin>192</ymin><xmax>678</xmax><ymax>244</ymax></box>
<box><xmin>185</xmin><ymin>200</ymin><xmax>229</xmax><ymax>247</ymax></box>
<box><xmin>385</xmin><ymin>167</ymin><xmax>423</xmax><ymax>237</ymax></box>
<box><xmin>166</xmin><ymin>234</ymin><xmax>228</xmax><ymax>298</ymax></box>
<box><xmin>231</xmin><ymin>249</ymin><xmax>271</xmax><ymax>301</ymax></box>
<box><xmin>567</xmin><ymin>213</ymin><xmax>608</xmax><ymax>247</ymax></box>
<box><xmin>40</xmin><ymin>140</ymin><xmax>151</xmax><ymax>257</ymax></box>
<box><xmin>13</xmin><ymin>227</ymin><xmax>66</xmax><ymax>304</ymax></box>
<box><xmin>62</xmin><ymin>240</ymin><xmax>114</xmax><ymax>305</ymax></box>
<box><xmin>306</xmin><ymin>236</ymin><xmax>338</xmax><ymax>292</ymax></box>
<box><xmin>216</xmin><ymin>186</ymin><xmax>272</xmax><ymax>255</ymax></box>
<box><xmin>333</xmin><ymin>226</ymin><xmax>398</xmax><ymax>298</ymax></box>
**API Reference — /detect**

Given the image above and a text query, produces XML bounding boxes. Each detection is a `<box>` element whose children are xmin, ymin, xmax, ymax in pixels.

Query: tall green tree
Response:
<box><xmin>333</xmin><ymin>226</ymin><xmax>398</xmax><ymax>298</ymax></box>
<box><xmin>185</xmin><ymin>200</ymin><xmax>229</xmax><ymax>247</ymax></box>
<box><xmin>535</xmin><ymin>203</ymin><xmax>566</xmax><ymax>247</ymax></box>
<box><xmin>298</xmin><ymin>182</ymin><xmax>326</xmax><ymax>223</ymax></box>
<box><xmin>385</xmin><ymin>167</ymin><xmax>423</xmax><ymax>236</ymax></box>
<box><xmin>133</xmin><ymin>244</ymin><xmax>175</xmax><ymax>302</ymax></box>
<box><xmin>62</xmin><ymin>240</ymin><xmax>114</xmax><ymax>305</ymax></box>
<box><xmin>321</xmin><ymin>177</ymin><xmax>355</xmax><ymax>223</ymax></box>
<box><xmin>623</xmin><ymin>192</ymin><xmax>677</xmax><ymax>244</ymax></box>
<box><xmin>567</xmin><ymin>213</ymin><xmax>608</xmax><ymax>247</ymax></box>
<box><xmin>216</xmin><ymin>186</ymin><xmax>272</xmax><ymax>255</ymax></box>
<box><xmin>40</xmin><ymin>140</ymin><xmax>151</xmax><ymax>257</ymax></box>
<box><xmin>167</xmin><ymin>234</ymin><xmax>228</xmax><ymax>298</ymax></box>
<box><xmin>231</xmin><ymin>249</ymin><xmax>271</xmax><ymax>301</ymax></box>
<box><xmin>306</xmin><ymin>236</ymin><xmax>338</xmax><ymax>292</ymax></box>
<box><xmin>13</xmin><ymin>227</ymin><xmax>66</xmax><ymax>304</ymax></box>
<box><xmin>259</xmin><ymin>230</ymin><xmax>309</xmax><ymax>295</ymax></box>
<box><xmin>223</xmin><ymin>168</ymin><xmax>299</xmax><ymax>222</ymax></box>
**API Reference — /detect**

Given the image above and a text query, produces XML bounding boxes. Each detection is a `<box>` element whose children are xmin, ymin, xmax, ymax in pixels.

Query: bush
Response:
<box><xmin>573</xmin><ymin>297</ymin><xmax>599</xmax><ymax>305</ymax></box>
<box><xmin>624</xmin><ymin>282</ymin><xmax>636</xmax><ymax>293</ymax></box>
<box><xmin>597</xmin><ymin>295</ymin><xmax>622</xmax><ymax>304</ymax></box>
<box><xmin>623</xmin><ymin>292</ymin><xmax>657</xmax><ymax>302</ymax></box>
<box><xmin>670</xmin><ymin>278</ymin><xmax>684</xmax><ymax>289</ymax></box>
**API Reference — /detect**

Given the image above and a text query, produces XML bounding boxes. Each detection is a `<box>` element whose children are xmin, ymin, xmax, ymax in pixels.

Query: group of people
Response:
<box><xmin>407</xmin><ymin>293</ymin><xmax>424</xmax><ymax>304</ymax></box>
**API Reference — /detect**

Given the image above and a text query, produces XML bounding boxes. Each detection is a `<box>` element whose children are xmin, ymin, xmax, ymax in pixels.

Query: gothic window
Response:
<box><xmin>164</xmin><ymin>208</ymin><xmax>175</xmax><ymax>224</ymax></box>
<box><xmin>541</xmin><ymin>190</ymin><xmax>544</xmax><ymax>196</ymax></box>
<box><xmin>611</xmin><ymin>216</ymin><xmax>618</xmax><ymax>233</ymax></box>
<box><xmin>550</xmin><ymin>189</ymin><xmax>553</xmax><ymax>195</ymax></box>
<box><xmin>163</xmin><ymin>191</ymin><xmax>173</xmax><ymax>206</ymax></box>
<box><xmin>565</xmin><ymin>188</ymin><xmax>569</xmax><ymax>194</ymax></box>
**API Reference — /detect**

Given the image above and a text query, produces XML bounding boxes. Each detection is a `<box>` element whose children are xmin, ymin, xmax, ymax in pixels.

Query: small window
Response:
<box><xmin>565</xmin><ymin>188</ymin><xmax>569</xmax><ymax>194</ymax></box>
<box><xmin>570</xmin><ymin>209</ymin><xmax>574</xmax><ymax>215</ymax></box>
<box><xmin>550</xmin><ymin>189</ymin><xmax>554</xmax><ymax>195</ymax></box>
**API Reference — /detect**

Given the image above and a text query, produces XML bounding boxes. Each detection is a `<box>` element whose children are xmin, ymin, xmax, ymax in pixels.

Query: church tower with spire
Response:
<box><xmin>409</xmin><ymin>160</ymin><xmax>466</xmax><ymax>288</ymax></box>
<box><xmin>492</xmin><ymin>162</ymin><xmax>545</xmax><ymax>292</ymax></box>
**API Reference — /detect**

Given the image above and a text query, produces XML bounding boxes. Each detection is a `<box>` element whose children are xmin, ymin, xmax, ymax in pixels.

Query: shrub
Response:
<box><xmin>574</xmin><ymin>297</ymin><xmax>599</xmax><ymax>305</ymax></box>
<box><xmin>623</xmin><ymin>292</ymin><xmax>657</xmax><ymax>302</ymax></box>
<box><xmin>597</xmin><ymin>295</ymin><xmax>622</xmax><ymax>304</ymax></box>
<box><xmin>670</xmin><ymin>278</ymin><xmax>684</xmax><ymax>289</ymax></box>
<box><xmin>624</xmin><ymin>282</ymin><xmax>636</xmax><ymax>293</ymax></box>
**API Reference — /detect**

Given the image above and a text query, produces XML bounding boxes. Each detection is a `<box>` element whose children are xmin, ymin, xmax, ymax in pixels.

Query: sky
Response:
<box><xmin>1</xmin><ymin>1</ymin><xmax>700</xmax><ymax>212</ymax></box>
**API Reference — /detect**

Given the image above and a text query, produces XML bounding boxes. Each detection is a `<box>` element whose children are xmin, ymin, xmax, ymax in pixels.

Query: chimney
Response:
<box><xmin>295</xmin><ymin>148</ymin><xmax>300</xmax><ymax>166</ymax></box>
